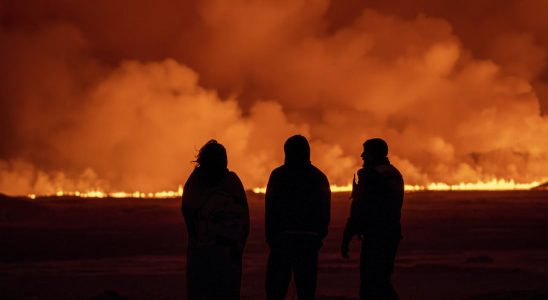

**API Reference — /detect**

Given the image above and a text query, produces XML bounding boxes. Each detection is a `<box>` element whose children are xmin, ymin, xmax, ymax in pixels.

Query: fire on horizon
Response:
<box><xmin>1</xmin><ymin>0</ymin><xmax>548</xmax><ymax>196</ymax></box>
<box><xmin>25</xmin><ymin>179</ymin><xmax>546</xmax><ymax>200</ymax></box>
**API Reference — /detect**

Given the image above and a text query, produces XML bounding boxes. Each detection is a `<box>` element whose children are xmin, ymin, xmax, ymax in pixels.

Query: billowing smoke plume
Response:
<box><xmin>1</xmin><ymin>0</ymin><xmax>547</xmax><ymax>194</ymax></box>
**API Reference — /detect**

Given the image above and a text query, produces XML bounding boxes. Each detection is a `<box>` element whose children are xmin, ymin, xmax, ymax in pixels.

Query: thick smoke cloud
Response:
<box><xmin>1</xmin><ymin>0</ymin><xmax>547</xmax><ymax>194</ymax></box>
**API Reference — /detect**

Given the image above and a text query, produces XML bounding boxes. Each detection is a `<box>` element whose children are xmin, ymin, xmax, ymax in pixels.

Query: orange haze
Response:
<box><xmin>1</xmin><ymin>0</ymin><xmax>547</xmax><ymax>195</ymax></box>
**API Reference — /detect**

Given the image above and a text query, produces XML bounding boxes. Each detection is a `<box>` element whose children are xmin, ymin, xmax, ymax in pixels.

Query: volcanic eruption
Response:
<box><xmin>1</xmin><ymin>0</ymin><xmax>547</xmax><ymax>196</ymax></box>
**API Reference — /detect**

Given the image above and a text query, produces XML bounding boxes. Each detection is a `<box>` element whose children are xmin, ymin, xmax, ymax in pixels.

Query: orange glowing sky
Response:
<box><xmin>1</xmin><ymin>0</ymin><xmax>547</xmax><ymax>195</ymax></box>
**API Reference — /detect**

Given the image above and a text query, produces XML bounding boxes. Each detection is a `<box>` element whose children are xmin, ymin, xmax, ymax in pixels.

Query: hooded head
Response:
<box><xmin>284</xmin><ymin>135</ymin><xmax>311</xmax><ymax>166</ymax></box>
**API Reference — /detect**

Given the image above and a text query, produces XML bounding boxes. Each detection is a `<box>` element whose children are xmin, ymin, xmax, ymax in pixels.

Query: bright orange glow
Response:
<box><xmin>253</xmin><ymin>179</ymin><xmax>546</xmax><ymax>194</ymax></box>
<box><xmin>28</xmin><ymin>185</ymin><xmax>185</xmax><ymax>199</ymax></box>
<box><xmin>405</xmin><ymin>179</ymin><xmax>544</xmax><ymax>191</ymax></box>
<box><xmin>2</xmin><ymin>1</ymin><xmax>548</xmax><ymax>199</ymax></box>
<box><xmin>27</xmin><ymin>179</ymin><xmax>546</xmax><ymax>199</ymax></box>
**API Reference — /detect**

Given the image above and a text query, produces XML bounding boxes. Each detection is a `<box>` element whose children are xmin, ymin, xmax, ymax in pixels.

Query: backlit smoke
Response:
<box><xmin>1</xmin><ymin>0</ymin><xmax>547</xmax><ymax>195</ymax></box>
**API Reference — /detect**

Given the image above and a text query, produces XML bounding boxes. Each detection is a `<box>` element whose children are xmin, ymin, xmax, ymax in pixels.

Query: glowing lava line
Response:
<box><xmin>25</xmin><ymin>179</ymin><xmax>545</xmax><ymax>199</ymax></box>
<box><xmin>28</xmin><ymin>186</ymin><xmax>184</xmax><ymax>199</ymax></box>
<box><xmin>254</xmin><ymin>179</ymin><xmax>545</xmax><ymax>194</ymax></box>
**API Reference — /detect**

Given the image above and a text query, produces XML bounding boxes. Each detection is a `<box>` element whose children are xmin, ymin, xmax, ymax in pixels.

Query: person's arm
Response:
<box><xmin>341</xmin><ymin>200</ymin><xmax>355</xmax><ymax>258</ymax></box>
<box><xmin>227</xmin><ymin>172</ymin><xmax>250</xmax><ymax>252</ymax></box>
<box><xmin>341</xmin><ymin>170</ymin><xmax>365</xmax><ymax>257</ymax></box>
<box><xmin>318</xmin><ymin>173</ymin><xmax>331</xmax><ymax>240</ymax></box>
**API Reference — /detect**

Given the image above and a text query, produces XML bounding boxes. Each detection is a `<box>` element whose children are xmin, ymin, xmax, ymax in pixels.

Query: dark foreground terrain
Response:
<box><xmin>1</xmin><ymin>191</ymin><xmax>548</xmax><ymax>300</ymax></box>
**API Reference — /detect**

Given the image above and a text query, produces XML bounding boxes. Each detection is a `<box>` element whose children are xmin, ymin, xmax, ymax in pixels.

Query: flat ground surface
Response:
<box><xmin>1</xmin><ymin>191</ymin><xmax>548</xmax><ymax>299</ymax></box>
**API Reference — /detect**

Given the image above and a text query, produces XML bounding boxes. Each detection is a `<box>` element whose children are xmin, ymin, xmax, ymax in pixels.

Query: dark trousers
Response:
<box><xmin>186</xmin><ymin>244</ymin><xmax>243</xmax><ymax>300</ymax></box>
<box><xmin>266</xmin><ymin>235</ymin><xmax>320</xmax><ymax>300</ymax></box>
<box><xmin>360</xmin><ymin>236</ymin><xmax>400</xmax><ymax>300</ymax></box>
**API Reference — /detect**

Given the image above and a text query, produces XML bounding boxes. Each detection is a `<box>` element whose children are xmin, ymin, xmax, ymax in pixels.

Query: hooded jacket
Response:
<box><xmin>343</xmin><ymin>157</ymin><xmax>404</xmax><ymax>241</ymax></box>
<box><xmin>265</xmin><ymin>137</ymin><xmax>331</xmax><ymax>245</ymax></box>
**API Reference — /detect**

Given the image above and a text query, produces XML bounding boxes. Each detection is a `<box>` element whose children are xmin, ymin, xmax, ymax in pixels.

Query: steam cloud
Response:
<box><xmin>1</xmin><ymin>0</ymin><xmax>547</xmax><ymax>194</ymax></box>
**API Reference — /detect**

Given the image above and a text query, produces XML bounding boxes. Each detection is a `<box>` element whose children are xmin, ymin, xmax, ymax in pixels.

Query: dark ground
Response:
<box><xmin>1</xmin><ymin>191</ymin><xmax>548</xmax><ymax>300</ymax></box>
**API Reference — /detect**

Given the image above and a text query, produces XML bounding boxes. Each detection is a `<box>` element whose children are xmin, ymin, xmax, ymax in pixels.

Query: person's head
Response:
<box><xmin>361</xmin><ymin>138</ymin><xmax>388</xmax><ymax>163</ymax></box>
<box><xmin>284</xmin><ymin>135</ymin><xmax>310</xmax><ymax>166</ymax></box>
<box><xmin>196</xmin><ymin>140</ymin><xmax>228</xmax><ymax>171</ymax></box>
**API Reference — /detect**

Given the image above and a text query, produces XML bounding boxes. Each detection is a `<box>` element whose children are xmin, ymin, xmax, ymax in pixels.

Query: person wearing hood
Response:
<box><xmin>265</xmin><ymin>135</ymin><xmax>331</xmax><ymax>300</ymax></box>
<box><xmin>182</xmin><ymin>140</ymin><xmax>250</xmax><ymax>300</ymax></box>
<box><xmin>341</xmin><ymin>138</ymin><xmax>404</xmax><ymax>300</ymax></box>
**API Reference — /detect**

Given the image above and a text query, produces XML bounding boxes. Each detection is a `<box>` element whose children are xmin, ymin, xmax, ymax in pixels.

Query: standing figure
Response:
<box><xmin>182</xmin><ymin>140</ymin><xmax>250</xmax><ymax>300</ymax></box>
<box><xmin>265</xmin><ymin>135</ymin><xmax>331</xmax><ymax>300</ymax></box>
<box><xmin>341</xmin><ymin>138</ymin><xmax>404</xmax><ymax>299</ymax></box>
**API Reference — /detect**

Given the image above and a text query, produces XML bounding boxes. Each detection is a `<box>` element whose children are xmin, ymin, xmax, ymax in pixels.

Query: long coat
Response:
<box><xmin>182</xmin><ymin>169</ymin><xmax>249</xmax><ymax>300</ymax></box>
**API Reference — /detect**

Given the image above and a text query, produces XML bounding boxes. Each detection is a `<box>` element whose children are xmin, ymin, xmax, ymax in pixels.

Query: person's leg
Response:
<box><xmin>383</xmin><ymin>237</ymin><xmax>400</xmax><ymax>300</ymax></box>
<box><xmin>360</xmin><ymin>238</ymin><xmax>400</xmax><ymax>300</ymax></box>
<box><xmin>187</xmin><ymin>245</ymin><xmax>212</xmax><ymax>300</ymax></box>
<box><xmin>293</xmin><ymin>241</ymin><xmax>319</xmax><ymax>300</ymax></box>
<box><xmin>266</xmin><ymin>245</ymin><xmax>292</xmax><ymax>300</ymax></box>
<box><xmin>376</xmin><ymin>266</ymin><xmax>398</xmax><ymax>300</ymax></box>
<box><xmin>360</xmin><ymin>239</ymin><xmax>386</xmax><ymax>300</ymax></box>
<box><xmin>359</xmin><ymin>241</ymin><xmax>376</xmax><ymax>299</ymax></box>
<box><xmin>359</xmin><ymin>261</ymin><xmax>376</xmax><ymax>299</ymax></box>
<box><xmin>213</xmin><ymin>245</ymin><xmax>243</xmax><ymax>300</ymax></box>
<box><xmin>186</xmin><ymin>250</ymin><xmax>201</xmax><ymax>300</ymax></box>
<box><xmin>227</xmin><ymin>249</ymin><xmax>244</xmax><ymax>300</ymax></box>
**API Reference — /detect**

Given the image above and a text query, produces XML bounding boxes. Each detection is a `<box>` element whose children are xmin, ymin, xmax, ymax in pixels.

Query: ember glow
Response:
<box><xmin>1</xmin><ymin>0</ymin><xmax>547</xmax><ymax>195</ymax></box>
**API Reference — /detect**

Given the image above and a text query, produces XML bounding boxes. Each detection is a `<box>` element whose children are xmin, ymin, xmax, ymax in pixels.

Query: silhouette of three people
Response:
<box><xmin>181</xmin><ymin>136</ymin><xmax>403</xmax><ymax>300</ymax></box>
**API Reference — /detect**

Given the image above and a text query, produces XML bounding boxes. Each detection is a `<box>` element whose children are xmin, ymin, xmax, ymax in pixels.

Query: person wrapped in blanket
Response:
<box><xmin>182</xmin><ymin>140</ymin><xmax>250</xmax><ymax>300</ymax></box>
<box><xmin>341</xmin><ymin>138</ymin><xmax>404</xmax><ymax>300</ymax></box>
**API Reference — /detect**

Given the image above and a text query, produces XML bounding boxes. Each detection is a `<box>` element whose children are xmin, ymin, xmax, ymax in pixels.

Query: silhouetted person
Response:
<box><xmin>181</xmin><ymin>140</ymin><xmax>250</xmax><ymax>300</ymax></box>
<box><xmin>265</xmin><ymin>135</ymin><xmax>331</xmax><ymax>300</ymax></box>
<box><xmin>341</xmin><ymin>138</ymin><xmax>403</xmax><ymax>300</ymax></box>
